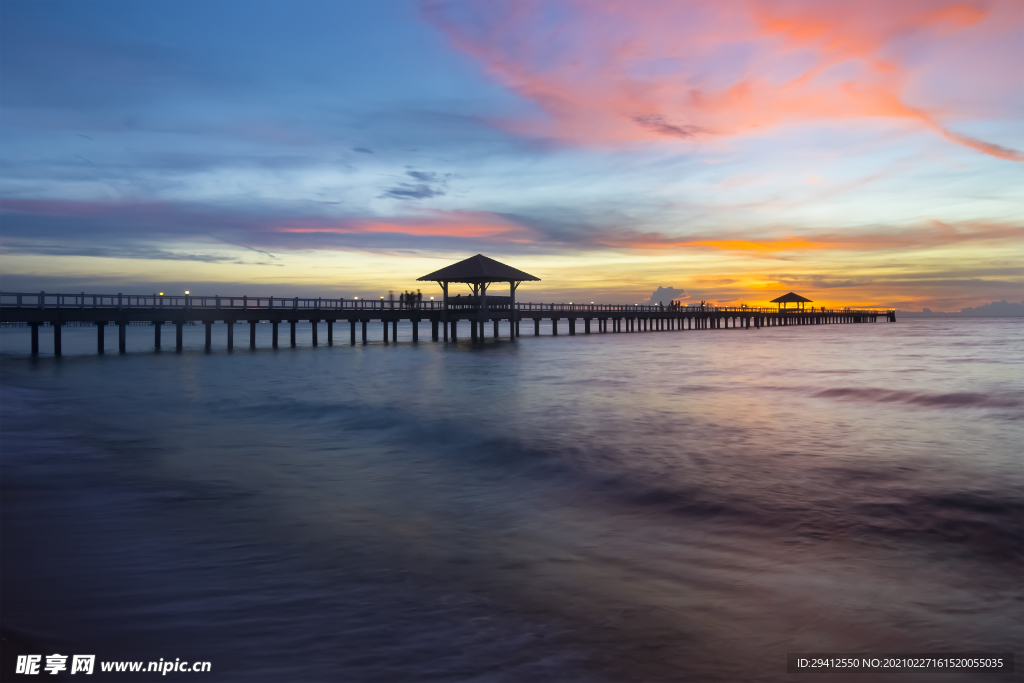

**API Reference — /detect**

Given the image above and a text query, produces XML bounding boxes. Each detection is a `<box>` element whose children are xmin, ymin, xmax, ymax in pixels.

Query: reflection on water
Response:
<box><xmin>2</xmin><ymin>319</ymin><xmax>1021</xmax><ymax>681</ymax></box>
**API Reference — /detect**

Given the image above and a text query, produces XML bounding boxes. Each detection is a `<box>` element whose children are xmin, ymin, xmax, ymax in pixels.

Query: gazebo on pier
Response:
<box><xmin>771</xmin><ymin>292</ymin><xmax>812</xmax><ymax>311</ymax></box>
<box><xmin>418</xmin><ymin>254</ymin><xmax>540</xmax><ymax>340</ymax></box>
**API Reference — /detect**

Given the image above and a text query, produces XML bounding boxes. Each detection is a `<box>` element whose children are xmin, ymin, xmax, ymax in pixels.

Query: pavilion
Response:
<box><xmin>771</xmin><ymin>292</ymin><xmax>812</xmax><ymax>311</ymax></box>
<box><xmin>417</xmin><ymin>254</ymin><xmax>540</xmax><ymax>338</ymax></box>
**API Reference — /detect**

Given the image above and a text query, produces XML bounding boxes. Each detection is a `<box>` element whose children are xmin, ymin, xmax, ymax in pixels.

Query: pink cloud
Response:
<box><xmin>425</xmin><ymin>0</ymin><xmax>1022</xmax><ymax>160</ymax></box>
<box><xmin>274</xmin><ymin>210</ymin><xmax>535</xmax><ymax>241</ymax></box>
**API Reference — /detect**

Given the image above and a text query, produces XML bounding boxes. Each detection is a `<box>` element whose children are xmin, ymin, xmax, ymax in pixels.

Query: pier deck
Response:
<box><xmin>1</xmin><ymin>291</ymin><xmax>895</xmax><ymax>355</ymax></box>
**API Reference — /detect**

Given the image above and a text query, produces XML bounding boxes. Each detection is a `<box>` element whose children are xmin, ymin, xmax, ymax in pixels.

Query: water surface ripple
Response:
<box><xmin>2</xmin><ymin>319</ymin><xmax>1021</xmax><ymax>682</ymax></box>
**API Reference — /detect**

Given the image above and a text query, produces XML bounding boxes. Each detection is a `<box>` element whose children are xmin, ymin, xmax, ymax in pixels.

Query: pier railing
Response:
<box><xmin>0</xmin><ymin>292</ymin><xmax>893</xmax><ymax>316</ymax></box>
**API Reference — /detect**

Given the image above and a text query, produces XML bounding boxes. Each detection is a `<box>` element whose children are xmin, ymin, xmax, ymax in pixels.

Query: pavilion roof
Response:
<box><xmin>770</xmin><ymin>292</ymin><xmax>813</xmax><ymax>304</ymax></box>
<box><xmin>417</xmin><ymin>254</ymin><xmax>540</xmax><ymax>284</ymax></box>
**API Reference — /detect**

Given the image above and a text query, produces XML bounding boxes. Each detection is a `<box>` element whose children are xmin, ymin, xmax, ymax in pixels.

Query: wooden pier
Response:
<box><xmin>0</xmin><ymin>291</ymin><xmax>895</xmax><ymax>356</ymax></box>
<box><xmin>0</xmin><ymin>254</ymin><xmax>894</xmax><ymax>356</ymax></box>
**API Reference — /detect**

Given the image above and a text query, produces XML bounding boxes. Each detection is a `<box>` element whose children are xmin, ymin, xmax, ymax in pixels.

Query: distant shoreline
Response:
<box><xmin>895</xmin><ymin>312</ymin><xmax>1023</xmax><ymax>319</ymax></box>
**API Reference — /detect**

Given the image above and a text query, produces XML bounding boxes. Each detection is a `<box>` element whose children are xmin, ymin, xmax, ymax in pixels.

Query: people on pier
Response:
<box><xmin>394</xmin><ymin>290</ymin><xmax>425</xmax><ymax>309</ymax></box>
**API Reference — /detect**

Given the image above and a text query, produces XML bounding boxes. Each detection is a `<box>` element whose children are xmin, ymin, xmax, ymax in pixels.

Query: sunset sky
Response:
<box><xmin>1</xmin><ymin>0</ymin><xmax>1021</xmax><ymax>309</ymax></box>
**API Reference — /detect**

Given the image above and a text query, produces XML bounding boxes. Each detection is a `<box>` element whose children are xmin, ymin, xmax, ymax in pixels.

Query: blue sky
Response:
<box><xmin>1</xmin><ymin>0</ymin><xmax>1021</xmax><ymax>308</ymax></box>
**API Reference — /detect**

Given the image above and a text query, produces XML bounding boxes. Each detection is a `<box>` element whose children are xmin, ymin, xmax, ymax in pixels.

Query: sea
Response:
<box><xmin>1</xmin><ymin>318</ymin><xmax>1021</xmax><ymax>682</ymax></box>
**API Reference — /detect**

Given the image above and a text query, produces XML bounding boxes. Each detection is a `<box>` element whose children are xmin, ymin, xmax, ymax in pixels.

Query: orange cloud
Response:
<box><xmin>599</xmin><ymin>220</ymin><xmax>1024</xmax><ymax>253</ymax></box>
<box><xmin>275</xmin><ymin>210</ymin><xmax>535</xmax><ymax>241</ymax></box>
<box><xmin>426</xmin><ymin>0</ymin><xmax>1022</xmax><ymax>160</ymax></box>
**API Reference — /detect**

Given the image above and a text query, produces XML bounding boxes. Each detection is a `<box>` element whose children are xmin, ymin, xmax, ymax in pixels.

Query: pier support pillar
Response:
<box><xmin>412</xmin><ymin>320</ymin><xmax>419</xmax><ymax>342</ymax></box>
<box><xmin>471</xmin><ymin>320</ymin><xmax>478</xmax><ymax>342</ymax></box>
<box><xmin>227</xmin><ymin>320</ymin><xmax>234</xmax><ymax>351</ymax></box>
<box><xmin>350</xmin><ymin>320</ymin><xmax>357</xmax><ymax>345</ymax></box>
<box><xmin>312</xmin><ymin>321</ymin><xmax>318</xmax><ymax>347</ymax></box>
<box><xmin>290</xmin><ymin>321</ymin><xmax>297</xmax><ymax>347</ymax></box>
<box><xmin>431</xmin><ymin>319</ymin><xmax>438</xmax><ymax>341</ymax></box>
<box><xmin>361</xmin><ymin>320</ymin><xmax>367</xmax><ymax>344</ymax></box>
<box><xmin>393</xmin><ymin>320</ymin><xmax>398</xmax><ymax>341</ymax></box>
<box><xmin>272</xmin><ymin>322</ymin><xmax>279</xmax><ymax>348</ymax></box>
<box><xmin>96</xmin><ymin>322</ymin><xmax>105</xmax><ymax>354</ymax></box>
<box><xmin>585</xmin><ymin>318</ymin><xmax>591</xmax><ymax>334</ymax></box>
<box><xmin>250</xmin><ymin>321</ymin><xmax>257</xmax><ymax>349</ymax></box>
<box><xmin>154</xmin><ymin>322</ymin><xmax>162</xmax><ymax>350</ymax></box>
<box><xmin>53</xmin><ymin>322</ymin><xmax>62</xmax><ymax>357</ymax></box>
<box><xmin>383</xmin><ymin>320</ymin><xmax>389</xmax><ymax>343</ymax></box>
<box><xmin>30</xmin><ymin>322</ymin><xmax>39</xmax><ymax>355</ymax></box>
<box><xmin>451</xmin><ymin>320</ymin><xmax>457</xmax><ymax>340</ymax></box>
<box><xmin>118</xmin><ymin>322</ymin><xmax>127</xmax><ymax>354</ymax></box>
<box><xmin>205</xmin><ymin>322</ymin><xmax>212</xmax><ymax>350</ymax></box>
<box><xmin>534</xmin><ymin>319</ymin><xmax>540</xmax><ymax>336</ymax></box>
<box><xmin>569</xmin><ymin>319</ymin><xmax>575</xmax><ymax>335</ymax></box>
<box><xmin>552</xmin><ymin>318</ymin><xmax>558</xmax><ymax>335</ymax></box>
<box><xmin>494</xmin><ymin>319</ymin><xmax>499</xmax><ymax>338</ymax></box>
<box><xmin>176</xmin><ymin>322</ymin><xmax>183</xmax><ymax>351</ymax></box>
<box><xmin>327</xmin><ymin>321</ymin><xmax>333</xmax><ymax>346</ymax></box>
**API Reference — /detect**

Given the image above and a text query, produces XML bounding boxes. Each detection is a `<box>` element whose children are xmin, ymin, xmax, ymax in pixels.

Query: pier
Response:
<box><xmin>0</xmin><ymin>255</ymin><xmax>895</xmax><ymax>356</ymax></box>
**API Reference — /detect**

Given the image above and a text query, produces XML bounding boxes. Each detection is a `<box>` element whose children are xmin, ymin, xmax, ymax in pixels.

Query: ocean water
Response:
<box><xmin>1</xmin><ymin>318</ymin><xmax>1021</xmax><ymax>682</ymax></box>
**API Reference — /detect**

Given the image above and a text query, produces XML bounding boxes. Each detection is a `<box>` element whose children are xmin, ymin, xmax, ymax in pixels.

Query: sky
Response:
<box><xmin>1</xmin><ymin>0</ymin><xmax>1022</xmax><ymax>309</ymax></box>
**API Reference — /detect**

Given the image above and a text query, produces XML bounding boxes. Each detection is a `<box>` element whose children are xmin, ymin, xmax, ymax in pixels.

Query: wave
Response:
<box><xmin>601</xmin><ymin>475</ymin><xmax>1024</xmax><ymax>563</ymax></box>
<box><xmin>812</xmin><ymin>388</ymin><xmax>1021</xmax><ymax>410</ymax></box>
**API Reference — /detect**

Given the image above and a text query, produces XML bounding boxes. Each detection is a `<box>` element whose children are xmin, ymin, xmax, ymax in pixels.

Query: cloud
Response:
<box><xmin>425</xmin><ymin>0</ymin><xmax>1023</xmax><ymax>160</ymax></box>
<box><xmin>380</xmin><ymin>169</ymin><xmax>451</xmax><ymax>200</ymax></box>
<box><xmin>959</xmin><ymin>299</ymin><xmax>1023</xmax><ymax>316</ymax></box>
<box><xmin>405</xmin><ymin>170</ymin><xmax>441</xmax><ymax>182</ymax></box>
<box><xmin>593</xmin><ymin>220</ymin><xmax>1024</xmax><ymax>254</ymax></box>
<box><xmin>382</xmin><ymin>184</ymin><xmax>447</xmax><ymax>200</ymax></box>
<box><xmin>631</xmin><ymin>115</ymin><xmax>703</xmax><ymax>139</ymax></box>
<box><xmin>645</xmin><ymin>286</ymin><xmax>685</xmax><ymax>304</ymax></box>
<box><xmin>352</xmin><ymin>147</ymin><xmax>374</xmax><ymax>154</ymax></box>
<box><xmin>0</xmin><ymin>198</ymin><xmax>537</xmax><ymax>255</ymax></box>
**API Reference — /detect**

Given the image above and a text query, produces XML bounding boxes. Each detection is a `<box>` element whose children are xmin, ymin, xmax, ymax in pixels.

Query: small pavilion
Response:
<box><xmin>771</xmin><ymin>292</ymin><xmax>812</xmax><ymax>311</ymax></box>
<box><xmin>417</xmin><ymin>254</ymin><xmax>540</xmax><ymax>330</ymax></box>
